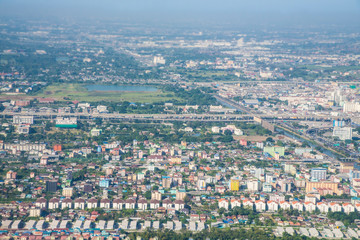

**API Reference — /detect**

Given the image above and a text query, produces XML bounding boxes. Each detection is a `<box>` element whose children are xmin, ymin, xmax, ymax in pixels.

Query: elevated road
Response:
<box><xmin>0</xmin><ymin>111</ymin><xmax>351</xmax><ymax>122</ymax></box>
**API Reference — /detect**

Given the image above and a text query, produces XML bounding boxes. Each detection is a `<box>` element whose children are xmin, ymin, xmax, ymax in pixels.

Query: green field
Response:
<box><xmin>35</xmin><ymin>84</ymin><xmax>179</xmax><ymax>103</ymax></box>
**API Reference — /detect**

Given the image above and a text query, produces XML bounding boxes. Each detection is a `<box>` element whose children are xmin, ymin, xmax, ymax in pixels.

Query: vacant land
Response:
<box><xmin>33</xmin><ymin>84</ymin><xmax>179</xmax><ymax>103</ymax></box>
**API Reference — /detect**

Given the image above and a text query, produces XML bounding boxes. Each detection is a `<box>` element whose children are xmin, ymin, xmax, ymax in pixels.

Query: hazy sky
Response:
<box><xmin>0</xmin><ymin>0</ymin><xmax>359</xmax><ymax>28</ymax></box>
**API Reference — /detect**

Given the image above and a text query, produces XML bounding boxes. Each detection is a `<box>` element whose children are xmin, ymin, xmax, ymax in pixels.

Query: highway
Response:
<box><xmin>0</xmin><ymin>110</ymin><xmax>351</xmax><ymax>122</ymax></box>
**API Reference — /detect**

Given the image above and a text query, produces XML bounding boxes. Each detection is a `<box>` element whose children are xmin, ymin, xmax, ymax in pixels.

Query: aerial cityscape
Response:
<box><xmin>0</xmin><ymin>0</ymin><xmax>360</xmax><ymax>239</ymax></box>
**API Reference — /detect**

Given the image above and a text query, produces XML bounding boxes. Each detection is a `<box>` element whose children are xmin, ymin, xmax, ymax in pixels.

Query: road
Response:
<box><xmin>0</xmin><ymin>111</ymin><xmax>350</xmax><ymax>122</ymax></box>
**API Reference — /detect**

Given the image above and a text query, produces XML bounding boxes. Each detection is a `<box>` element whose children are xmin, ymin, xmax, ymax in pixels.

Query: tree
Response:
<box><xmin>144</xmin><ymin>191</ymin><xmax>151</xmax><ymax>200</ymax></box>
<box><xmin>224</xmin><ymin>129</ymin><xmax>232</xmax><ymax>136</ymax></box>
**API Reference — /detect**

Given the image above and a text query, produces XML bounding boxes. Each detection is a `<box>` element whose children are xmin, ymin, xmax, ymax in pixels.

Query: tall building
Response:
<box><xmin>247</xmin><ymin>180</ymin><xmax>260</xmax><ymax>192</ymax></box>
<box><xmin>62</xmin><ymin>187</ymin><xmax>73</xmax><ymax>197</ymax></box>
<box><xmin>67</xmin><ymin>171</ymin><xmax>73</xmax><ymax>180</ymax></box>
<box><xmin>176</xmin><ymin>189</ymin><xmax>187</xmax><ymax>200</ymax></box>
<box><xmin>153</xmin><ymin>56</ymin><xmax>166</xmax><ymax>65</ymax></box>
<box><xmin>306</xmin><ymin>181</ymin><xmax>340</xmax><ymax>195</ymax></box>
<box><xmin>197</xmin><ymin>177</ymin><xmax>206</xmax><ymax>191</ymax></box>
<box><xmin>278</xmin><ymin>179</ymin><xmax>292</xmax><ymax>192</ymax></box>
<box><xmin>311</xmin><ymin>168</ymin><xmax>327</xmax><ymax>181</ymax></box>
<box><xmin>333</xmin><ymin>120</ymin><xmax>345</xmax><ymax>127</ymax></box>
<box><xmin>83</xmin><ymin>184</ymin><xmax>93</xmax><ymax>193</ymax></box>
<box><xmin>46</xmin><ymin>181</ymin><xmax>57</xmax><ymax>192</ymax></box>
<box><xmin>99</xmin><ymin>179</ymin><xmax>110</xmax><ymax>188</ymax></box>
<box><xmin>151</xmin><ymin>191</ymin><xmax>162</xmax><ymax>201</ymax></box>
<box><xmin>230</xmin><ymin>179</ymin><xmax>240</xmax><ymax>191</ymax></box>
<box><xmin>29</xmin><ymin>207</ymin><xmax>41</xmax><ymax>217</ymax></box>
<box><xmin>6</xmin><ymin>170</ymin><xmax>17</xmax><ymax>180</ymax></box>
<box><xmin>254</xmin><ymin>168</ymin><xmax>265</xmax><ymax>179</ymax></box>
<box><xmin>284</xmin><ymin>164</ymin><xmax>297</xmax><ymax>175</ymax></box>
<box><xmin>262</xmin><ymin>182</ymin><xmax>272</xmax><ymax>193</ymax></box>
<box><xmin>162</xmin><ymin>176</ymin><xmax>172</xmax><ymax>189</ymax></box>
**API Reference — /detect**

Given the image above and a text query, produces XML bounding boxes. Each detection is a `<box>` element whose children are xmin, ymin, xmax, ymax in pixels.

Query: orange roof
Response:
<box><xmin>342</xmin><ymin>203</ymin><xmax>350</xmax><ymax>206</ymax></box>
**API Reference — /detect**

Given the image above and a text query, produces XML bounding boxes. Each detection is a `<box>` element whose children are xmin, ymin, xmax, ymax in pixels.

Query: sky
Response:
<box><xmin>0</xmin><ymin>0</ymin><xmax>359</xmax><ymax>28</ymax></box>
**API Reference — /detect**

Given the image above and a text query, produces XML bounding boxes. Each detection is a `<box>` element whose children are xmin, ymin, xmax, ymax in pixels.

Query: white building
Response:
<box><xmin>230</xmin><ymin>199</ymin><xmax>241</xmax><ymax>209</ymax></box>
<box><xmin>211</xmin><ymin>126</ymin><xmax>220</xmax><ymax>134</ymax></box>
<box><xmin>137</xmin><ymin>198</ymin><xmax>148</xmax><ymax>210</ymax></box>
<box><xmin>329</xmin><ymin>202</ymin><xmax>342</xmax><ymax>212</ymax></box>
<box><xmin>343</xmin><ymin>102</ymin><xmax>360</xmax><ymax>113</ymax></box>
<box><xmin>13</xmin><ymin>116</ymin><xmax>34</xmax><ymax>125</ymax></box>
<box><xmin>255</xmin><ymin>200</ymin><xmax>266</xmax><ymax>212</ymax></box>
<box><xmin>112</xmin><ymin>199</ymin><xmax>124</xmax><ymax>209</ymax></box>
<box><xmin>218</xmin><ymin>199</ymin><xmax>229</xmax><ymax>209</ymax></box>
<box><xmin>317</xmin><ymin>202</ymin><xmax>329</xmax><ymax>213</ymax></box>
<box><xmin>280</xmin><ymin>201</ymin><xmax>291</xmax><ymax>210</ymax></box>
<box><xmin>154</xmin><ymin>56</ymin><xmax>166</xmax><ymax>65</ymax></box>
<box><xmin>333</xmin><ymin>127</ymin><xmax>352</xmax><ymax>140</ymax></box>
<box><xmin>247</xmin><ymin>180</ymin><xmax>260</xmax><ymax>192</ymax></box>
<box><xmin>48</xmin><ymin>198</ymin><xmax>60</xmax><ymax>209</ymax></box>
<box><xmin>292</xmin><ymin>201</ymin><xmax>304</xmax><ymax>212</ymax></box>
<box><xmin>242</xmin><ymin>200</ymin><xmax>254</xmax><ymax>209</ymax></box>
<box><xmin>174</xmin><ymin>200</ymin><xmax>185</xmax><ymax>211</ymax></box>
<box><xmin>267</xmin><ymin>201</ymin><xmax>279</xmax><ymax>212</ymax></box>
<box><xmin>74</xmin><ymin>199</ymin><xmax>86</xmax><ymax>209</ymax></box>
<box><xmin>150</xmin><ymin>200</ymin><xmax>160</xmax><ymax>209</ymax></box>
<box><xmin>304</xmin><ymin>202</ymin><xmax>316</xmax><ymax>212</ymax></box>
<box><xmin>342</xmin><ymin>203</ymin><xmax>355</xmax><ymax>214</ymax></box>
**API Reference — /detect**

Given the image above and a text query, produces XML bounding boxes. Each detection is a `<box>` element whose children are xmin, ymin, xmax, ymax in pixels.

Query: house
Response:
<box><xmin>255</xmin><ymin>200</ymin><xmax>266</xmax><ymax>212</ymax></box>
<box><xmin>304</xmin><ymin>202</ymin><xmax>316</xmax><ymax>212</ymax></box>
<box><xmin>355</xmin><ymin>203</ymin><xmax>360</xmax><ymax>212</ymax></box>
<box><xmin>125</xmin><ymin>198</ymin><xmax>136</xmax><ymax>209</ymax></box>
<box><xmin>190</xmin><ymin>214</ymin><xmax>200</xmax><ymax>221</ymax></box>
<box><xmin>329</xmin><ymin>202</ymin><xmax>342</xmax><ymax>212</ymax></box>
<box><xmin>112</xmin><ymin>199</ymin><xmax>124</xmax><ymax>210</ymax></box>
<box><xmin>137</xmin><ymin>198</ymin><xmax>148</xmax><ymax>210</ymax></box>
<box><xmin>48</xmin><ymin>198</ymin><xmax>60</xmax><ymax>210</ymax></box>
<box><xmin>292</xmin><ymin>201</ymin><xmax>304</xmax><ymax>212</ymax></box>
<box><xmin>342</xmin><ymin>203</ymin><xmax>355</xmax><ymax>214</ymax></box>
<box><xmin>87</xmin><ymin>198</ymin><xmax>98</xmax><ymax>209</ymax></box>
<box><xmin>267</xmin><ymin>200</ymin><xmax>279</xmax><ymax>212</ymax></box>
<box><xmin>174</xmin><ymin>200</ymin><xmax>185</xmax><ymax>211</ymax></box>
<box><xmin>167</xmin><ymin>208</ymin><xmax>176</xmax><ymax>215</ymax></box>
<box><xmin>218</xmin><ymin>199</ymin><xmax>229</xmax><ymax>209</ymax></box>
<box><xmin>230</xmin><ymin>199</ymin><xmax>241</xmax><ymax>209</ymax></box>
<box><xmin>150</xmin><ymin>199</ymin><xmax>160</xmax><ymax>209</ymax></box>
<box><xmin>74</xmin><ymin>198</ymin><xmax>86</xmax><ymax>209</ymax></box>
<box><xmin>280</xmin><ymin>201</ymin><xmax>291</xmax><ymax>210</ymax></box>
<box><xmin>162</xmin><ymin>198</ymin><xmax>173</xmax><ymax>209</ymax></box>
<box><xmin>100</xmin><ymin>198</ymin><xmax>111</xmax><ymax>209</ymax></box>
<box><xmin>317</xmin><ymin>202</ymin><xmax>329</xmax><ymax>213</ymax></box>
<box><xmin>242</xmin><ymin>200</ymin><xmax>254</xmax><ymax>210</ymax></box>
<box><xmin>61</xmin><ymin>198</ymin><xmax>72</xmax><ymax>209</ymax></box>
<box><xmin>35</xmin><ymin>198</ymin><xmax>47</xmax><ymax>209</ymax></box>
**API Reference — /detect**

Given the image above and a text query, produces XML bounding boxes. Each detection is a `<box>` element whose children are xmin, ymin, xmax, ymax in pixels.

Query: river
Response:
<box><xmin>276</xmin><ymin>128</ymin><xmax>339</xmax><ymax>159</ymax></box>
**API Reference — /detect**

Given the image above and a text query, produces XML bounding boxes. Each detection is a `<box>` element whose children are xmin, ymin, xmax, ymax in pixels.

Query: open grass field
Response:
<box><xmin>34</xmin><ymin>83</ymin><xmax>180</xmax><ymax>103</ymax></box>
